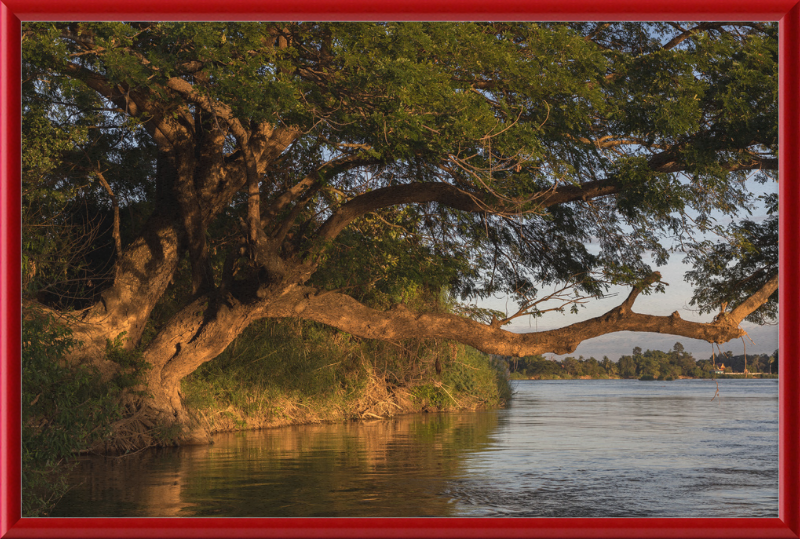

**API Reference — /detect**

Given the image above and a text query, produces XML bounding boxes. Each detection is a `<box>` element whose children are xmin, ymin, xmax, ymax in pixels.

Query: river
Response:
<box><xmin>50</xmin><ymin>378</ymin><xmax>778</xmax><ymax>518</ymax></box>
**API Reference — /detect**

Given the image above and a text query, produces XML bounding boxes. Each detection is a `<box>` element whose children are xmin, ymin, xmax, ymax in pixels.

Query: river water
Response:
<box><xmin>50</xmin><ymin>378</ymin><xmax>778</xmax><ymax>518</ymax></box>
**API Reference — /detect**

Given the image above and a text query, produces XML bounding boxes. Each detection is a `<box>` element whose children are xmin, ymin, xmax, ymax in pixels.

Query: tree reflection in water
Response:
<box><xmin>51</xmin><ymin>411</ymin><xmax>500</xmax><ymax>517</ymax></box>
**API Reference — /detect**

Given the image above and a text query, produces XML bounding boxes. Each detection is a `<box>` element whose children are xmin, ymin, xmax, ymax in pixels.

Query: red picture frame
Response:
<box><xmin>1</xmin><ymin>1</ymin><xmax>798</xmax><ymax>537</ymax></box>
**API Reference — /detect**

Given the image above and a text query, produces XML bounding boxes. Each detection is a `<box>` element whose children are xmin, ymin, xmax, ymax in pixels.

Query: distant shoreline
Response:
<box><xmin>511</xmin><ymin>373</ymin><xmax>779</xmax><ymax>381</ymax></box>
<box><xmin>501</xmin><ymin>347</ymin><xmax>778</xmax><ymax>381</ymax></box>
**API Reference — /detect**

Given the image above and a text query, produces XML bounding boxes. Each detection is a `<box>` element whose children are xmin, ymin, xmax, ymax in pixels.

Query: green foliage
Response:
<box><xmin>412</xmin><ymin>347</ymin><xmax>512</xmax><ymax>409</ymax></box>
<box><xmin>311</xmin><ymin>211</ymin><xmax>474</xmax><ymax>309</ymax></box>
<box><xmin>616</xmin><ymin>344</ymin><xmax>707</xmax><ymax>379</ymax></box>
<box><xmin>684</xmin><ymin>215</ymin><xmax>778</xmax><ymax>323</ymax></box>
<box><xmin>21</xmin><ymin>85</ymin><xmax>92</xmax><ymax>298</ymax></box>
<box><xmin>21</xmin><ymin>307</ymin><xmax>120</xmax><ymax>516</ymax></box>
<box><xmin>21</xmin><ymin>22</ymin><xmax>778</xmax><ymax>321</ymax></box>
<box><xmin>22</xmin><ymin>23</ymin><xmax>157</xmax><ymax>306</ymax></box>
<box><xmin>181</xmin><ymin>318</ymin><xmax>511</xmax><ymax>429</ymax></box>
<box><xmin>103</xmin><ymin>333</ymin><xmax>152</xmax><ymax>394</ymax></box>
<box><xmin>505</xmin><ymin>353</ymin><xmax>616</xmax><ymax>379</ymax></box>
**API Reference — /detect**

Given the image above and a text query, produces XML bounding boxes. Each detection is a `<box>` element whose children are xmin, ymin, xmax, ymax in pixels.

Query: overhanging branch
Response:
<box><xmin>313</xmin><ymin>177</ymin><xmax>627</xmax><ymax>243</ymax></box>
<box><xmin>282</xmin><ymin>271</ymin><xmax>778</xmax><ymax>356</ymax></box>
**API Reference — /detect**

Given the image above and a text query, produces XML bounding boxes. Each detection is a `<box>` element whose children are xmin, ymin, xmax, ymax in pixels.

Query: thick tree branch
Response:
<box><xmin>240</xmin><ymin>141</ymin><xmax>262</xmax><ymax>248</ymax></box>
<box><xmin>60</xmin><ymin>61</ymin><xmax>146</xmax><ymax>118</ymax></box>
<box><xmin>314</xmin><ymin>178</ymin><xmax>630</xmax><ymax>243</ymax></box>
<box><xmin>315</xmin><ymin>182</ymin><xmax>489</xmax><ymax>242</ymax></box>
<box><xmin>272</xmin><ymin>184</ymin><xmax>323</xmax><ymax>246</ymax></box>
<box><xmin>648</xmin><ymin>148</ymin><xmax>778</xmax><ymax>174</ymax></box>
<box><xmin>57</xmin><ymin>61</ymin><xmax>190</xmax><ymax>151</ymax></box>
<box><xmin>311</xmin><ymin>177</ymin><xmax>637</xmax><ymax>243</ymax></box>
<box><xmin>288</xmin><ymin>271</ymin><xmax>775</xmax><ymax>357</ymax></box>
<box><xmin>725</xmin><ymin>273</ymin><xmax>779</xmax><ymax>323</ymax></box>
<box><xmin>165</xmin><ymin>77</ymin><xmax>250</xmax><ymax>141</ymax></box>
<box><xmin>313</xmin><ymin>139</ymin><xmax>775</xmax><ymax>245</ymax></box>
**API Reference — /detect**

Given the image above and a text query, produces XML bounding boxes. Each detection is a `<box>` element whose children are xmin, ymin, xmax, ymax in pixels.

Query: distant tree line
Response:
<box><xmin>700</xmin><ymin>348</ymin><xmax>779</xmax><ymax>376</ymax></box>
<box><xmin>498</xmin><ymin>343</ymin><xmax>779</xmax><ymax>380</ymax></box>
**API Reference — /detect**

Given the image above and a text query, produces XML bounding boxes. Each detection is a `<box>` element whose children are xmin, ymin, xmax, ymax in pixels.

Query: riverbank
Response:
<box><xmin>22</xmin><ymin>312</ymin><xmax>512</xmax><ymax>516</ymax></box>
<box><xmin>50</xmin><ymin>378</ymin><xmax>779</xmax><ymax>519</ymax></box>
<box><xmin>180</xmin><ymin>319</ymin><xmax>512</xmax><ymax>435</ymax></box>
<box><xmin>91</xmin><ymin>319</ymin><xmax>513</xmax><ymax>453</ymax></box>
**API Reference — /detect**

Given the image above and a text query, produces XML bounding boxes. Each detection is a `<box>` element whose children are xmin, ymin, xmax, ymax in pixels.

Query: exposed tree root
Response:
<box><xmin>89</xmin><ymin>399</ymin><xmax>211</xmax><ymax>455</ymax></box>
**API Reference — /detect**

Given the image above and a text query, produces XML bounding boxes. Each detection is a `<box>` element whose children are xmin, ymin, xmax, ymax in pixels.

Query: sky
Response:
<box><xmin>480</xmin><ymin>178</ymin><xmax>779</xmax><ymax>362</ymax></box>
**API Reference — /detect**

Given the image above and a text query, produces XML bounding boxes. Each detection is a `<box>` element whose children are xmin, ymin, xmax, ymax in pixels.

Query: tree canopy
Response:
<box><xmin>22</xmin><ymin>21</ymin><xmax>779</xmax><ymax>427</ymax></box>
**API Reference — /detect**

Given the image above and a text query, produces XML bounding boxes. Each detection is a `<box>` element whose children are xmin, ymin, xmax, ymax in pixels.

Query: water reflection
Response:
<box><xmin>52</xmin><ymin>411</ymin><xmax>500</xmax><ymax>517</ymax></box>
<box><xmin>51</xmin><ymin>379</ymin><xmax>778</xmax><ymax>518</ymax></box>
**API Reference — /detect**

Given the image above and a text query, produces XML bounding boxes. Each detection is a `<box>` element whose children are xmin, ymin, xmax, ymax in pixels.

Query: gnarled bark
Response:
<box><xmin>54</xmin><ymin>116</ymin><xmax>298</xmax><ymax>370</ymax></box>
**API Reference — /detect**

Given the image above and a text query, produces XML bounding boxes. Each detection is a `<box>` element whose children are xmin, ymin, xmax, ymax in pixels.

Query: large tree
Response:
<box><xmin>22</xmin><ymin>21</ymin><xmax>778</xmax><ymax>440</ymax></box>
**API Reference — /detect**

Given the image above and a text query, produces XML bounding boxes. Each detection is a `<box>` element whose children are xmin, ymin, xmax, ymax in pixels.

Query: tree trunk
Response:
<box><xmin>127</xmin><ymin>281</ymin><xmax>311</xmax><ymax>441</ymax></box>
<box><xmin>137</xmin><ymin>289</ymin><xmax>277</xmax><ymax>443</ymax></box>
<box><xmin>54</xmin><ymin>209</ymin><xmax>184</xmax><ymax>377</ymax></box>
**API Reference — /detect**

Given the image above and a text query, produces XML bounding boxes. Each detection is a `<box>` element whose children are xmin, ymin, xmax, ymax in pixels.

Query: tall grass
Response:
<box><xmin>182</xmin><ymin>318</ymin><xmax>511</xmax><ymax>432</ymax></box>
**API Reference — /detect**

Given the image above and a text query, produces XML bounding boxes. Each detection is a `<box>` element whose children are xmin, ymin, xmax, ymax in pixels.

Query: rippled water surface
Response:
<box><xmin>51</xmin><ymin>379</ymin><xmax>778</xmax><ymax>517</ymax></box>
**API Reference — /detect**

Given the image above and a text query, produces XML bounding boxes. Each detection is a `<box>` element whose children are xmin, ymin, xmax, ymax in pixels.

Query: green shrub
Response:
<box><xmin>182</xmin><ymin>319</ymin><xmax>511</xmax><ymax>428</ymax></box>
<box><xmin>439</xmin><ymin>347</ymin><xmax>512</xmax><ymax>407</ymax></box>
<box><xmin>104</xmin><ymin>332</ymin><xmax>152</xmax><ymax>395</ymax></box>
<box><xmin>21</xmin><ymin>307</ymin><xmax>121</xmax><ymax>516</ymax></box>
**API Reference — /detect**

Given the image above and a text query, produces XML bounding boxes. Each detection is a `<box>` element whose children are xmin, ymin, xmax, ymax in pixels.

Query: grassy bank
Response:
<box><xmin>182</xmin><ymin>318</ymin><xmax>512</xmax><ymax>433</ymax></box>
<box><xmin>22</xmin><ymin>309</ymin><xmax>510</xmax><ymax>516</ymax></box>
